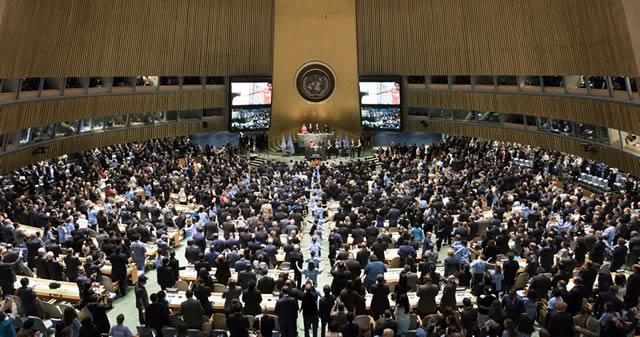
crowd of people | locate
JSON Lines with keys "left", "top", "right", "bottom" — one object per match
{"left": 0, "top": 135, "right": 639, "bottom": 337}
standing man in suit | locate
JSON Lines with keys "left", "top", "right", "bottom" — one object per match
{"left": 135, "top": 276, "right": 149, "bottom": 325}
{"left": 130, "top": 235, "right": 147, "bottom": 272}
{"left": 180, "top": 290, "right": 205, "bottom": 330}
{"left": 416, "top": 276, "right": 439, "bottom": 317}
{"left": 157, "top": 258, "right": 176, "bottom": 290}
{"left": 16, "top": 278, "right": 38, "bottom": 317}
{"left": 145, "top": 293, "right": 168, "bottom": 336}
{"left": 110, "top": 247, "right": 128, "bottom": 296}
{"left": 0, "top": 250, "right": 22, "bottom": 295}
{"left": 275, "top": 287, "right": 299, "bottom": 337}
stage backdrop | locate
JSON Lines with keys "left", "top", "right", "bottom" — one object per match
{"left": 270, "top": 0, "right": 361, "bottom": 145}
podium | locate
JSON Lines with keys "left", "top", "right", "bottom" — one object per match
{"left": 305, "top": 146, "right": 326, "bottom": 160}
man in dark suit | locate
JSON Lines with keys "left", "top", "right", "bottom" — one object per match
{"left": 275, "top": 287, "right": 299, "bottom": 337}
{"left": 34, "top": 249, "right": 50, "bottom": 279}
{"left": 529, "top": 267, "right": 551, "bottom": 300}
{"left": 416, "top": 276, "right": 439, "bottom": 317}
{"left": 45, "top": 252, "right": 65, "bottom": 281}
{"left": 286, "top": 246, "right": 304, "bottom": 288}
{"left": 193, "top": 226, "right": 207, "bottom": 253}
{"left": 238, "top": 265, "right": 258, "bottom": 289}
{"left": 625, "top": 264, "right": 640, "bottom": 309}
{"left": 444, "top": 249, "right": 460, "bottom": 277}
{"left": 193, "top": 278, "right": 213, "bottom": 316}
{"left": 502, "top": 253, "right": 520, "bottom": 291}
{"left": 258, "top": 275, "right": 275, "bottom": 294}
{"left": 204, "top": 220, "right": 218, "bottom": 240}
{"left": 356, "top": 244, "right": 371, "bottom": 269}
{"left": 0, "top": 250, "right": 23, "bottom": 295}
{"left": 145, "top": 293, "right": 168, "bottom": 336}
{"left": 185, "top": 240, "right": 201, "bottom": 264}
{"left": 352, "top": 224, "right": 365, "bottom": 245}
{"left": 16, "top": 278, "right": 38, "bottom": 317}
{"left": 157, "top": 258, "right": 176, "bottom": 290}
{"left": 181, "top": 290, "right": 206, "bottom": 329}
{"left": 135, "top": 276, "right": 149, "bottom": 324}
{"left": 109, "top": 247, "right": 128, "bottom": 296}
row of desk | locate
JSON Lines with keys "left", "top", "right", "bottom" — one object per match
{"left": 164, "top": 289, "right": 473, "bottom": 312}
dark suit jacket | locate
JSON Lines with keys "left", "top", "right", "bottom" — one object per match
{"left": 109, "top": 253, "right": 128, "bottom": 279}
{"left": 135, "top": 283, "right": 149, "bottom": 309}
{"left": 64, "top": 255, "right": 82, "bottom": 281}
{"left": 157, "top": 265, "right": 176, "bottom": 289}
{"left": 417, "top": 283, "right": 439, "bottom": 315}
{"left": 275, "top": 295, "right": 299, "bottom": 324}
{"left": 145, "top": 302, "right": 168, "bottom": 333}
{"left": 227, "top": 312, "right": 250, "bottom": 337}
{"left": 17, "top": 286, "right": 38, "bottom": 316}
{"left": 242, "top": 288, "right": 263, "bottom": 315}
{"left": 530, "top": 274, "right": 551, "bottom": 299}
{"left": 180, "top": 298, "right": 205, "bottom": 329}
{"left": 46, "top": 259, "right": 64, "bottom": 281}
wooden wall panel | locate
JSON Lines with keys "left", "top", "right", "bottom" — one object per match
{"left": 357, "top": 0, "right": 639, "bottom": 76}
{"left": 0, "top": 0, "right": 274, "bottom": 77}
{"left": 0, "top": 119, "right": 226, "bottom": 173}
{"left": 406, "top": 90, "right": 640, "bottom": 136}
{"left": 0, "top": 91, "right": 226, "bottom": 135}
{"left": 406, "top": 118, "right": 640, "bottom": 176}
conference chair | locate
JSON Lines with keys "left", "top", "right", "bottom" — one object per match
{"left": 409, "top": 313, "right": 421, "bottom": 330}
{"left": 88, "top": 229, "right": 98, "bottom": 238}
{"left": 137, "top": 326, "right": 157, "bottom": 336}
{"left": 187, "top": 329, "right": 202, "bottom": 337}
{"left": 101, "top": 275, "right": 119, "bottom": 293}
{"left": 389, "top": 256, "right": 401, "bottom": 268}
{"left": 162, "top": 327, "right": 177, "bottom": 337}
{"left": 213, "top": 283, "right": 227, "bottom": 292}
{"left": 269, "top": 314, "right": 280, "bottom": 331}
{"left": 57, "top": 304, "right": 78, "bottom": 319}
{"left": 29, "top": 316, "right": 56, "bottom": 337}
{"left": 387, "top": 280, "right": 398, "bottom": 293}
{"left": 280, "top": 262, "right": 291, "bottom": 270}
{"left": 23, "top": 266, "right": 35, "bottom": 277}
{"left": 212, "top": 313, "right": 227, "bottom": 330}
{"left": 513, "top": 272, "right": 529, "bottom": 290}
{"left": 38, "top": 298, "right": 62, "bottom": 318}
{"left": 354, "top": 315, "right": 374, "bottom": 337}
{"left": 13, "top": 316, "right": 25, "bottom": 330}
{"left": 167, "top": 314, "right": 184, "bottom": 327}
{"left": 175, "top": 280, "right": 190, "bottom": 291}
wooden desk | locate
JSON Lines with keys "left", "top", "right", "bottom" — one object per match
{"left": 179, "top": 267, "right": 292, "bottom": 282}
{"left": 165, "top": 291, "right": 281, "bottom": 312}
{"left": 13, "top": 277, "right": 106, "bottom": 302}
{"left": 17, "top": 224, "right": 42, "bottom": 237}
{"left": 364, "top": 290, "right": 473, "bottom": 310}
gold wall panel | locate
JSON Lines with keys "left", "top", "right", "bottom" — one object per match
{"left": 0, "top": 91, "right": 227, "bottom": 135}
{"left": 622, "top": 0, "right": 640, "bottom": 76}
{"left": 0, "top": 0, "right": 273, "bottom": 77}
{"left": 356, "top": 0, "right": 639, "bottom": 76}
{"left": 406, "top": 118, "right": 640, "bottom": 176}
{"left": 406, "top": 90, "right": 640, "bottom": 136}
{"left": 0, "top": 119, "right": 226, "bottom": 173}
{"left": 270, "top": 0, "right": 361, "bottom": 144}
